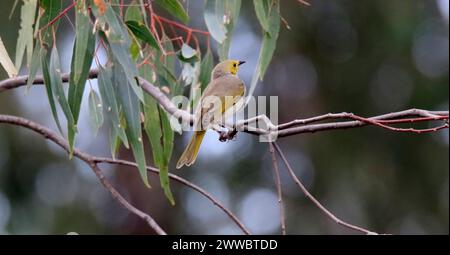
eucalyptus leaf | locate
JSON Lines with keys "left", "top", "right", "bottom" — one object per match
{"left": 94, "top": 4, "right": 144, "bottom": 102}
{"left": 88, "top": 89, "right": 104, "bottom": 136}
{"left": 141, "top": 64, "right": 175, "bottom": 205}
{"left": 15, "top": 0, "right": 37, "bottom": 71}
{"left": 113, "top": 61, "right": 149, "bottom": 187}
{"left": 124, "top": 2, "right": 143, "bottom": 22}
{"left": 0, "top": 37, "right": 18, "bottom": 78}
{"left": 25, "top": 43, "right": 42, "bottom": 92}
{"left": 181, "top": 43, "right": 197, "bottom": 59}
{"left": 204, "top": 0, "right": 227, "bottom": 44}
{"left": 199, "top": 48, "right": 213, "bottom": 91}
{"left": 258, "top": 0, "right": 280, "bottom": 80}
{"left": 125, "top": 20, "right": 160, "bottom": 51}
{"left": 97, "top": 65, "right": 129, "bottom": 149}
{"left": 38, "top": 0, "right": 62, "bottom": 46}
{"left": 49, "top": 46, "right": 76, "bottom": 156}
{"left": 68, "top": 0, "right": 95, "bottom": 152}
{"left": 253, "top": 0, "right": 270, "bottom": 34}
{"left": 218, "top": 0, "right": 241, "bottom": 61}
{"left": 41, "top": 47, "right": 62, "bottom": 133}
{"left": 156, "top": 0, "right": 189, "bottom": 24}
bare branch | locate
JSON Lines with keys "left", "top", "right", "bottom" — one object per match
{"left": 0, "top": 70, "right": 447, "bottom": 139}
{"left": 0, "top": 114, "right": 250, "bottom": 235}
{"left": 269, "top": 143, "right": 286, "bottom": 235}
{"left": 0, "top": 114, "right": 167, "bottom": 235}
{"left": 92, "top": 157, "right": 251, "bottom": 235}
{"left": 273, "top": 142, "right": 379, "bottom": 235}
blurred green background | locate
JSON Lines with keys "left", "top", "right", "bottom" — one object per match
{"left": 0, "top": 0, "right": 448, "bottom": 234}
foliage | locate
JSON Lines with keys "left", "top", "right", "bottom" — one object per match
{"left": 3, "top": 0, "right": 283, "bottom": 204}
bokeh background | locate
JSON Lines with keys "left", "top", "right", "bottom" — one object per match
{"left": 0, "top": 0, "right": 448, "bottom": 234}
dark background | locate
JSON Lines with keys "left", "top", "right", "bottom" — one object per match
{"left": 0, "top": 0, "right": 448, "bottom": 234}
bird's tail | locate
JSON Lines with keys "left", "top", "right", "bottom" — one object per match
{"left": 176, "top": 131, "right": 206, "bottom": 169}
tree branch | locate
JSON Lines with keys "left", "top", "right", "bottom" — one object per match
{"left": 0, "top": 114, "right": 250, "bottom": 235}
{"left": 1, "top": 70, "right": 447, "bottom": 140}
{"left": 272, "top": 142, "right": 378, "bottom": 235}
{"left": 269, "top": 143, "right": 286, "bottom": 235}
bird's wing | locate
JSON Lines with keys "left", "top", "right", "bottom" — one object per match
{"left": 196, "top": 75, "right": 245, "bottom": 129}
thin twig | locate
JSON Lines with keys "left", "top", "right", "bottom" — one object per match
{"left": 0, "top": 114, "right": 250, "bottom": 235}
{"left": 93, "top": 157, "right": 251, "bottom": 235}
{"left": 0, "top": 114, "right": 167, "bottom": 235}
{"left": 272, "top": 142, "right": 378, "bottom": 235}
{"left": 0, "top": 70, "right": 447, "bottom": 139}
{"left": 269, "top": 143, "right": 286, "bottom": 235}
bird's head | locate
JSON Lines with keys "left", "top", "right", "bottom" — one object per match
{"left": 212, "top": 59, "right": 245, "bottom": 79}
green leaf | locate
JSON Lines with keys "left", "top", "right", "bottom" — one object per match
{"left": 178, "top": 44, "right": 199, "bottom": 63}
{"left": 88, "top": 89, "right": 104, "bottom": 136}
{"left": 156, "top": 0, "right": 189, "bottom": 24}
{"left": 160, "top": 109, "right": 175, "bottom": 204}
{"left": 204, "top": 0, "right": 227, "bottom": 44}
{"left": 218, "top": 0, "right": 241, "bottom": 61}
{"left": 124, "top": 2, "right": 143, "bottom": 22}
{"left": 253, "top": 0, "right": 270, "bottom": 34}
{"left": 15, "top": 0, "right": 37, "bottom": 71}
{"left": 181, "top": 43, "right": 197, "bottom": 59}
{"left": 38, "top": 0, "right": 62, "bottom": 46}
{"left": 49, "top": 46, "right": 76, "bottom": 156}
{"left": 112, "top": 61, "right": 149, "bottom": 188}
{"left": 199, "top": 48, "right": 213, "bottom": 91}
{"left": 109, "top": 126, "right": 122, "bottom": 160}
{"left": 68, "top": 0, "right": 95, "bottom": 153}
{"left": 97, "top": 65, "right": 129, "bottom": 149}
{"left": 94, "top": 4, "right": 144, "bottom": 102}
{"left": 41, "top": 47, "right": 62, "bottom": 133}
{"left": 141, "top": 64, "right": 175, "bottom": 205}
{"left": 125, "top": 20, "right": 160, "bottom": 51}
{"left": 25, "top": 43, "right": 42, "bottom": 92}
{"left": 258, "top": 0, "right": 280, "bottom": 80}
{"left": 0, "top": 37, "right": 18, "bottom": 78}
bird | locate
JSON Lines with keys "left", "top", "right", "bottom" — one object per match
{"left": 176, "top": 59, "right": 246, "bottom": 169}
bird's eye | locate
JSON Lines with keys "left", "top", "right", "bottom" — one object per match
{"left": 233, "top": 63, "right": 237, "bottom": 67}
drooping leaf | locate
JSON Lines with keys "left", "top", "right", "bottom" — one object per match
{"left": 68, "top": 0, "right": 95, "bottom": 152}
{"left": 258, "top": 0, "right": 280, "bottom": 80}
{"left": 93, "top": 4, "right": 144, "bottom": 102}
{"left": 218, "top": 0, "right": 241, "bottom": 61}
{"left": 109, "top": 125, "right": 122, "bottom": 160}
{"left": 125, "top": 20, "right": 160, "bottom": 51}
{"left": 124, "top": 1, "right": 143, "bottom": 22}
{"left": 9, "top": 0, "right": 20, "bottom": 19}
{"left": 160, "top": 108, "right": 175, "bottom": 204}
{"left": 199, "top": 48, "right": 213, "bottom": 91}
{"left": 141, "top": 64, "right": 175, "bottom": 205}
{"left": 38, "top": 0, "right": 62, "bottom": 46}
{"left": 112, "top": 61, "right": 149, "bottom": 187}
{"left": 41, "top": 46, "right": 62, "bottom": 132}
{"left": 178, "top": 43, "right": 199, "bottom": 63}
{"left": 88, "top": 89, "right": 104, "bottom": 136}
{"left": 181, "top": 43, "right": 197, "bottom": 59}
{"left": 0, "top": 37, "right": 18, "bottom": 78}
{"left": 204, "top": 0, "right": 227, "bottom": 44}
{"left": 156, "top": 0, "right": 189, "bottom": 24}
{"left": 49, "top": 46, "right": 76, "bottom": 157}
{"left": 15, "top": 0, "right": 37, "bottom": 71}
{"left": 253, "top": 0, "right": 270, "bottom": 34}
{"left": 25, "top": 43, "right": 42, "bottom": 92}
{"left": 97, "top": 65, "right": 129, "bottom": 149}
{"left": 156, "top": 33, "right": 180, "bottom": 96}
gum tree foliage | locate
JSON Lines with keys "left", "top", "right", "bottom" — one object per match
{"left": 0, "top": 0, "right": 281, "bottom": 204}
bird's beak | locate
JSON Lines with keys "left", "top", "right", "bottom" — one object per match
{"left": 238, "top": 60, "right": 246, "bottom": 66}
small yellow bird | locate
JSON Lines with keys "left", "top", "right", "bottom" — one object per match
{"left": 176, "top": 60, "right": 246, "bottom": 169}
